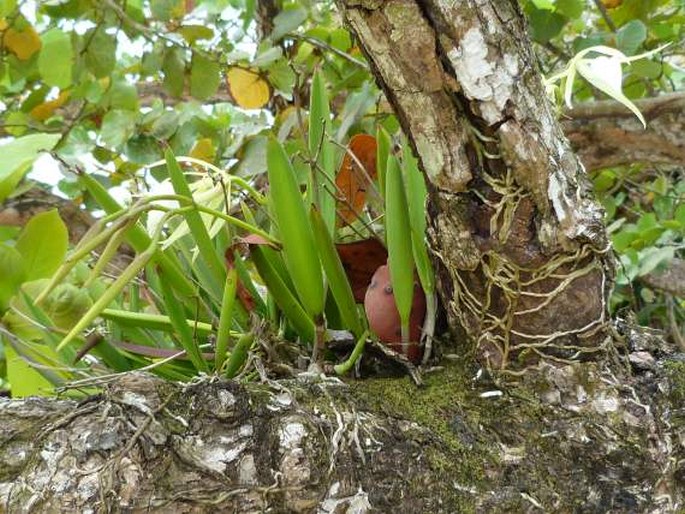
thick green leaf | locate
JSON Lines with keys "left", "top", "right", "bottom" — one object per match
{"left": 15, "top": 209, "right": 68, "bottom": 281}
{"left": 38, "top": 28, "right": 73, "bottom": 88}
{"left": 311, "top": 207, "right": 363, "bottom": 338}
{"left": 100, "top": 309, "right": 214, "bottom": 335}
{"left": 402, "top": 145, "right": 435, "bottom": 296}
{"left": 309, "top": 71, "right": 336, "bottom": 233}
{"left": 251, "top": 245, "right": 316, "bottom": 343}
{"left": 385, "top": 155, "right": 415, "bottom": 340}
{"left": 0, "top": 133, "right": 61, "bottom": 202}
{"left": 223, "top": 333, "right": 254, "bottom": 378}
{"left": 158, "top": 266, "right": 208, "bottom": 372}
{"left": 190, "top": 52, "right": 220, "bottom": 100}
{"left": 164, "top": 148, "right": 226, "bottom": 296}
{"left": 215, "top": 267, "right": 238, "bottom": 371}
{"left": 266, "top": 137, "right": 324, "bottom": 318}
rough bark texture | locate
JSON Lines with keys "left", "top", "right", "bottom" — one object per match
{"left": 339, "top": 0, "right": 615, "bottom": 371}
{"left": 1, "top": 324, "right": 684, "bottom": 513}
{"left": 641, "top": 257, "right": 685, "bottom": 299}
{"left": 563, "top": 92, "right": 685, "bottom": 171}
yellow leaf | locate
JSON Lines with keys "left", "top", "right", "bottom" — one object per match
{"left": 29, "top": 90, "right": 71, "bottom": 121}
{"left": 0, "top": 19, "right": 8, "bottom": 31}
{"left": 226, "top": 67, "right": 270, "bottom": 110}
{"left": 4, "top": 23, "right": 41, "bottom": 61}
{"left": 189, "top": 138, "right": 216, "bottom": 162}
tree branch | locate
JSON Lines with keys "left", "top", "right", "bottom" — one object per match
{"left": 640, "top": 257, "right": 685, "bottom": 298}
{"left": 2, "top": 353, "right": 683, "bottom": 512}
{"left": 562, "top": 92, "right": 685, "bottom": 171}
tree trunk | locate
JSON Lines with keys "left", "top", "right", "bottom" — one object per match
{"left": 339, "top": 0, "right": 615, "bottom": 372}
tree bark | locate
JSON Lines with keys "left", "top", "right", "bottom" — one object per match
{"left": 338, "top": 0, "right": 614, "bottom": 371}
{"left": 563, "top": 92, "right": 685, "bottom": 171}
{"left": 1, "top": 328, "right": 684, "bottom": 513}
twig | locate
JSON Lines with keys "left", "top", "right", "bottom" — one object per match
{"left": 288, "top": 34, "right": 369, "bottom": 70}
{"left": 592, "top": 0, "right": 617, "bottom": 32}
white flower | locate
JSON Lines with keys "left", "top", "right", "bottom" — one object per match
{"left": 545, "top": 44, "right": 669, "bottom": 128}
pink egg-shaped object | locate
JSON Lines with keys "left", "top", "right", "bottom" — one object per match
{"left": 364, "top": 264, "right": 426, "bottom": 362}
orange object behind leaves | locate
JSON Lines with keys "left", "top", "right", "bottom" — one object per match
{"left": 335, "top": 134, "right": 377, "bottom": 224}
{"left": 336, "top": 237, "right": 387, "bottom": 302}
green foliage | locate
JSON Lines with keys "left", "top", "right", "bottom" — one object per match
{"left": 0, "top": 134, "right": 61, "bottom": 202}
{"left": 385, "top": 155, "right": 416, "bottom": 343}
{"left": 267, "top": 137, "right": 325, "bottom": 320}
{"left": 15, "top": 209, "right": 68, "bottom": 281}
{"left": 38, "top": 28, "right": 73, "bottom": 88}
{"left": 311, "top": 207, "right": 363, "bottom": 338}
{"left": 4, "top": 342, "right": 54, "bottom": 397}
{"left": 190, "top": 53, "right": 221, "bottom": 101}
{"left": 593, "top": 165, "right": 684, "bottom": 327}
{"left": 309, "top": 71, "right": 336, "bottom": 233}
{"left": 0, "top": 244, "right": 25, "bottom": 311}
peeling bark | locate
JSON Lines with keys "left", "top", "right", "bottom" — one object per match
{"left": 339, "top": 0, "right": 615, "bottom": 371}
{"left": 1, "top": 325, "right": 684, "bottom": 512}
